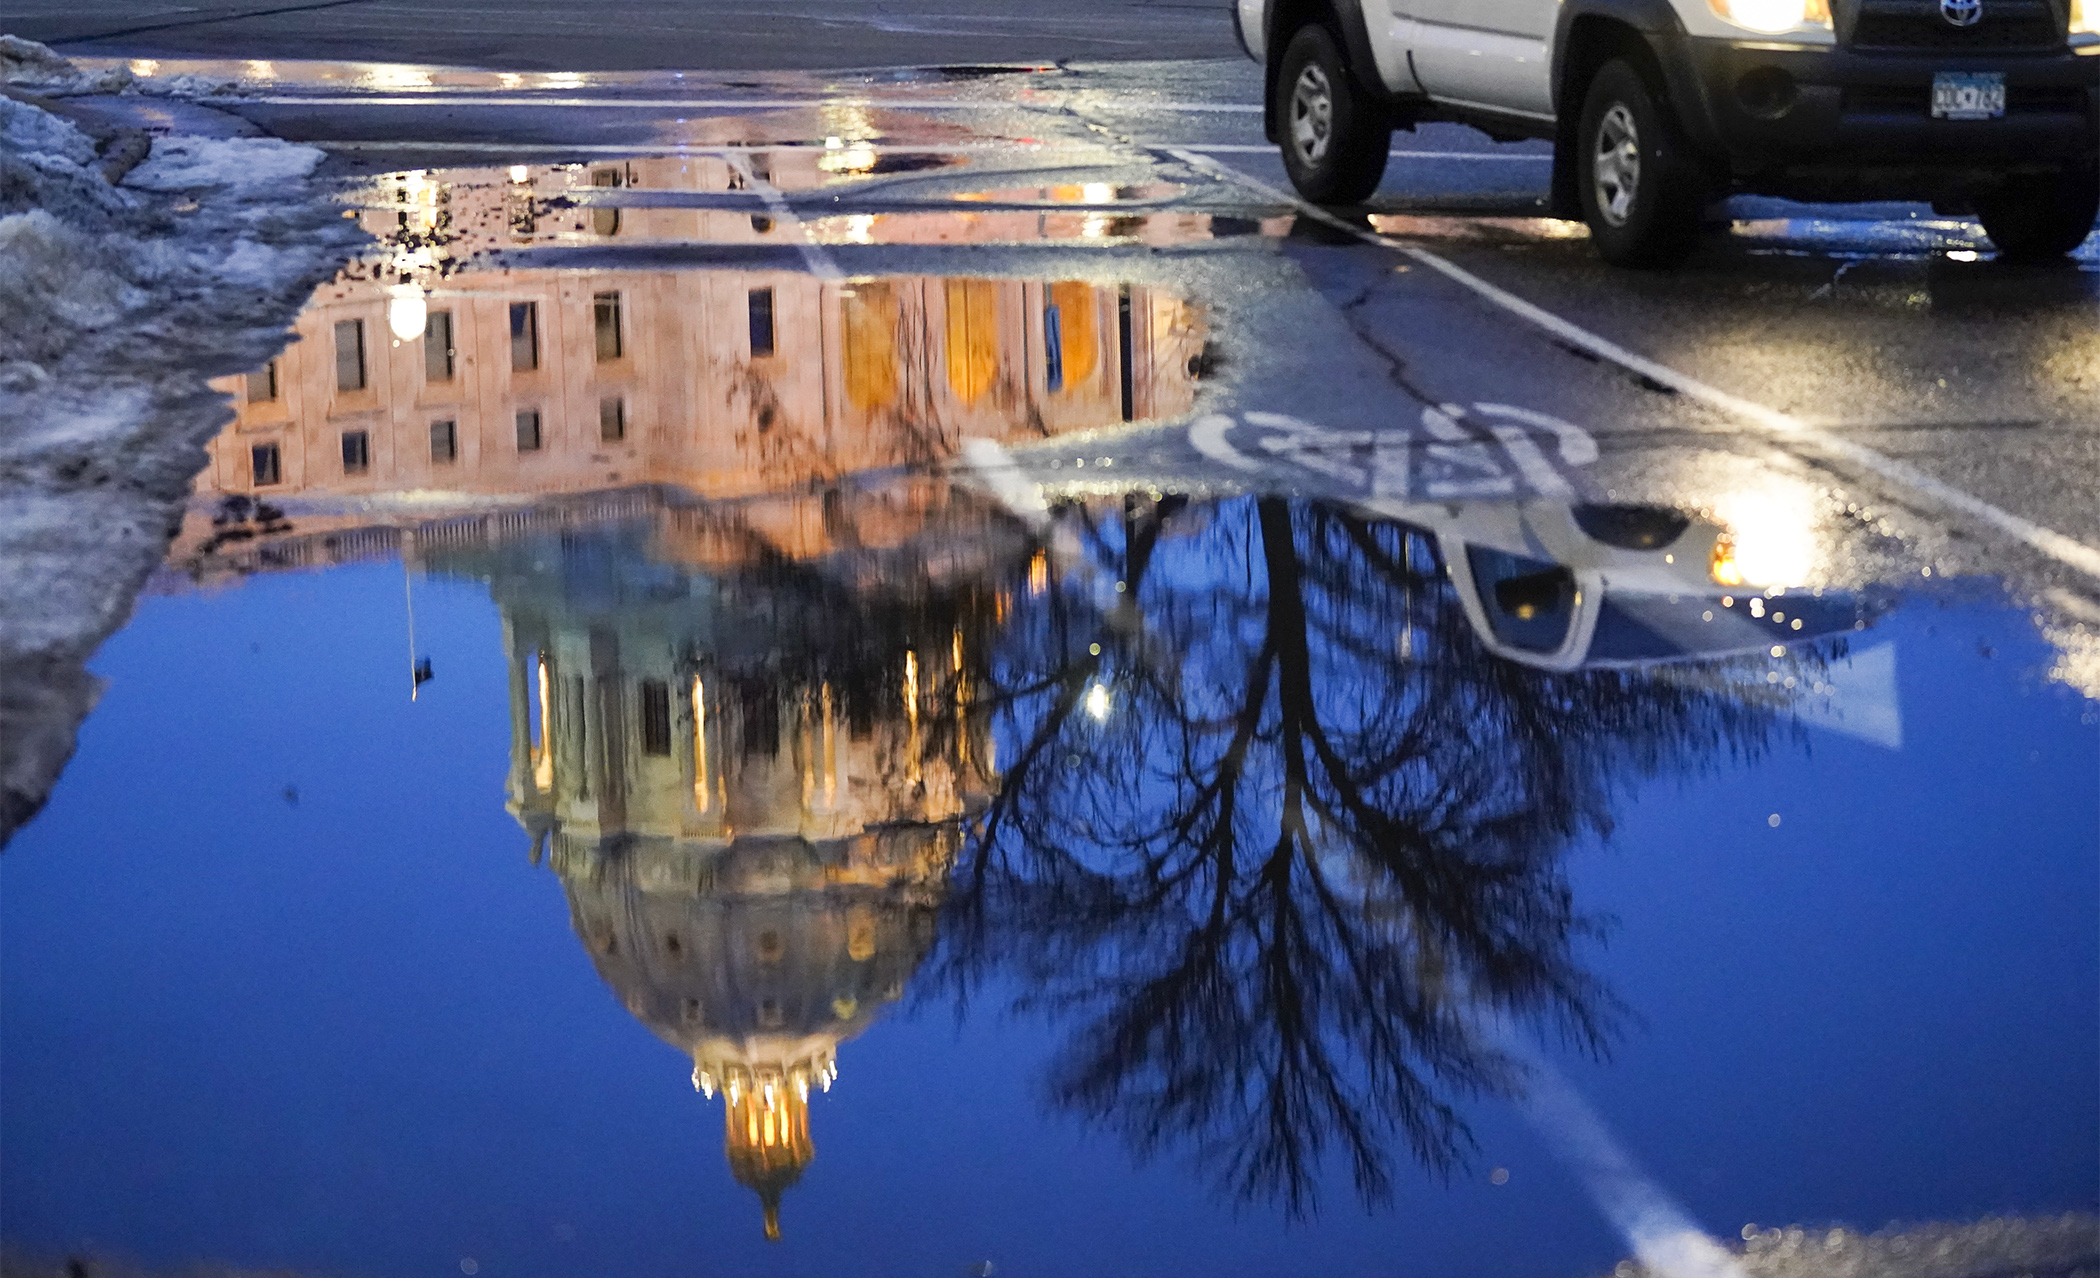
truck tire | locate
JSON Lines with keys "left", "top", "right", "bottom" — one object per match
{"left": 1276, "top": 25, "right": 1390, "bottom": 205}
{"left": 1575, "top": 58, "right": 1705, "bottom": 268}
{"left": 1977, "top": 165, "right": 2099, "bottom": 262}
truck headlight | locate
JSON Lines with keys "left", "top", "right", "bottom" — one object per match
{"left": 1708, "top": 0, "right": 1832, "bottom": 34}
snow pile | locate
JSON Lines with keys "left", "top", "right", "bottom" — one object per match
{"left": 125, "top": 135, "right": 323, "bottom": 192}
{"left": 0, "top": 46, "right": 365, "bottom": 846}
{"left": 0, "top": 88, "right": 98, "bottom": 163}
{"left": 0, "top": 33, "right": 238, "bottom": 96}
{"left": 1598, "top": 1214, "right": 2099, "bottom": 1278}
{"left": 0, "top": 33, "right": 136, "bottom": 94}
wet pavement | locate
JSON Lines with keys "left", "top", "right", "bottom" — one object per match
{"left": 3, "top": 49, "right": 2098, "bottom": 1278}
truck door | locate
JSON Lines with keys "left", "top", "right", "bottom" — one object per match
{"left": 1391, "top": 0, "right": 1556, "bottom": 121}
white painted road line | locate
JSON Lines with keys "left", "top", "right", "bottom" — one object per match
{"left": 1189, "top": 414, "right": 1261, "bottom": 472}
{"left": 958, "top": 438, "right": 1054, "bottom": 531}
{"left": 1192, "top": 406, "right": 1602, "bottom": 501}
{"left": 1486, "top": 424, "right": 1575, "bottom": 498}
{"left": 1162, "top": 146, "right": 2100, "bottom": 582}
{"left": 1470, "top": 402, "right": 1600, "bottom": 465}
{"left": 1511, "top": 1046, "right": 1753, "bottom": 1278}
{"left": 720, "top": 151, "right": 842, "bottom": 281}
{"left": 1178, "top": 143, "right": 1551, "bottom": 160}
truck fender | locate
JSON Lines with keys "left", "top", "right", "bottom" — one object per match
{"left": 1548, "top": 0, "right": 1723, "bottom": 217}
{"left": 1233, "top": 0, "right": 1260, "bottom": 60}
{"left": 1263, "top": 0, "right": 1400, "bottom": 143}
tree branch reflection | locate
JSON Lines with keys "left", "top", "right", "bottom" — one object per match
{"left": 941, "top": 495, "right": 1789, "bottom": 1217}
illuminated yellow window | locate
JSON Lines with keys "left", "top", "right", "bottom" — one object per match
{"left": 531, "top": 657, "right": 554, "bottom": 792}
{"left": 1048, "top": 282, "right": 1099, "bottom": 393}
{"left": 842, "top": 282, "right": 898, "bottom": 412}
{"left": 944, "top": 279, "right": 998, "bottom": 405}
{"left": 691, "top": 676, "right": 711, "bottom": 812}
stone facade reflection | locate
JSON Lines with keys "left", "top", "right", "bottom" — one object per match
{"left": 186, "top": 159, "right": 1205, "bottom": 523}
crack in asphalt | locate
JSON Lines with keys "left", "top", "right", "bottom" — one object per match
{"left": 1547, "top": 337, "right": 1680, "bottom": 395}
{"left": 50, "top": 0, "right": 377, "bottom": 48}
{"left": 1334, "top": 285, "right": 1441, "bottom": 410}
{"left": 1809, "top": 257, "right": 1863, "bottom": 301}
{"left": 1327, "top": 282, "right": 1821, "bottom": 486}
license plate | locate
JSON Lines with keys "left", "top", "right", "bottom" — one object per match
{"left": 1932, "top": 71, "right": 2006, "bottom": 120}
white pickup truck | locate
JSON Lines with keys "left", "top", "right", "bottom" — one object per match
{"left": 1233, "top": 0, "right": 2099, "bottom": 263}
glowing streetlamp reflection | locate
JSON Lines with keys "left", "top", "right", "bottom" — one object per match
{"left": 1710, "top": 479, "right": 1819, "bottom": 587}
{"left": 386, "top": 285, "right": 429, "bottom": 341}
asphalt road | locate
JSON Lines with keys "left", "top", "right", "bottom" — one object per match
{"left": 12, "top": 0, "right": 1244, "bottom": 69}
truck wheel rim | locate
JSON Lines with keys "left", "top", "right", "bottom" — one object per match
{"left": 1290, "top": 63, "right": 1334, "bottom": 166}
{"left": 1592, "top": 103, "right": 1640, "bottom": 226}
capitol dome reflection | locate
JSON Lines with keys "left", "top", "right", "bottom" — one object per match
{"left": 555, "top": 831, "right": 948, "bottom": 1239}
{"left": 463, "top": 489, "right": 1005, "bottom": 1239}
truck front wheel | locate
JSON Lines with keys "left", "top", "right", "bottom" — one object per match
{"left": 1276, "top": 25, "right": 1390, "bottom": 205}
{"left": 1977, "top": 166, "right": 2099, "bottom": 262}
{"left": 1575, "top": 58, "right": 1705, "bottom": 268}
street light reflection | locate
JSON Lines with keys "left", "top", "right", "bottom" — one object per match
{"left": 385, "top": 285, "right": 428, "bottom": 341}
{"left": 819, "top": 145, "right": 880, "bottom": 174}
{"left": 363, "top": 64, "right": 433, "bottom": 91}
{"left": 1710, "top": 479, "right": 1821, "bottom": 587}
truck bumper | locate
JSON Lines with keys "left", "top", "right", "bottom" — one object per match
{"left": 1668, "top": 35, "right": 2099, "bottom": 189}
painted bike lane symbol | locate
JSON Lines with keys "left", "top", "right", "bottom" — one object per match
{"left": 1188, "top": 403, "right": 1598, "bottom": 499}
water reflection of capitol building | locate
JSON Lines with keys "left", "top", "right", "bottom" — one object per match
{"left": 476, "top": 500, "right": 1003, "bottom": 1240}
{"left": 166, "top": 154, "right": 1185, "bottom": 1236}
{"left": 190, "top": 154, "right": 1206, "bottom": 509}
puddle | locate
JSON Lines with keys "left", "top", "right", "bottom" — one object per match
{"left": 4, "top": 463, "right": 2094, "bottom": 1275}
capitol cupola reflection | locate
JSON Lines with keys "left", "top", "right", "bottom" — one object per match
{"left": 706, "top": 1052, "right": 823, "bottom": 1243}
{"left": 481, "top": 496, "right": 1003, "bottom": 1240}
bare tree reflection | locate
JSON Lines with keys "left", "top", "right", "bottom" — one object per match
{"left": 942, "top": 495, "right": 1793, "bottom": 1217}
{"left": 422, "top": 482, "right": 1813, "bottom": 1223}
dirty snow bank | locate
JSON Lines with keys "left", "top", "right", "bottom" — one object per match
{"left": 125, "top": 134, "right": 323, "bottom": 192}
{"left": 0, "top": 33, "right": 137, "bottom": 94}
{"left": 0, "top": 32, "right": 240, "bottom": 97}
{"left": 0, "top": 41, "right": 364, "bottom": 846}
{"left": 1596, "top": 1214, "right": 2098, "bottom": 1278}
